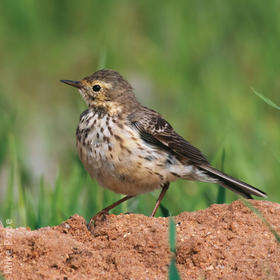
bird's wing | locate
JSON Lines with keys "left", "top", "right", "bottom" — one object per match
{"left": 128, "top": 108, "right": 209, "bottom": 166}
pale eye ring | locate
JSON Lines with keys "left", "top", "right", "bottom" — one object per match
{"left": 92, "top": 84, "right": 101, "bottom": 92}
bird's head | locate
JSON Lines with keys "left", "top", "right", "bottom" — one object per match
{"left": 61, "top": 69, "right": 138, "bottom": 114}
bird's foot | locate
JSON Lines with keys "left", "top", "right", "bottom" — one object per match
{"left": 87, "top": 210, "right": 109, "bottom": 231}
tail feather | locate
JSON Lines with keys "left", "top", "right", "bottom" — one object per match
{"left": 199, "top": 165, "right": 267, "bottom": 198}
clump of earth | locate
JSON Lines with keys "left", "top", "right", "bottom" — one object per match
{"left": 0, "top": 200, "right": 279, "bottom": 279}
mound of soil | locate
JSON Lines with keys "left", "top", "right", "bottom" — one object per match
{"left": 0, "top": 200, "right": 280, "bottom": 280}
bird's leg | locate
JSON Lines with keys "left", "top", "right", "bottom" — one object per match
{"left": 88, "top": 195, "right": 134, "bottom": 229}
{"left": 150, "top": 183, "right": 170, "bottom": 217}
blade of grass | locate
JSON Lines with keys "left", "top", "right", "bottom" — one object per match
{"left": 121, "top": 199, "right": 128, "bottom": 215}
{"left": 85, "top": 177, "right": 101, "bottom": 220}
{"left": 168, "top": 217, "right": 181, "bottom": 280}
{"left": 4, "top": 165, "right": 15, "bottom": 224}
{"left": 160, "top": 203, "right": 171, "bottom": 217}
{"left": 9, "top": 133, "right": 26, "bottom": 227}
{"left": 217, "top": 148, "right": 226, "bottom": 204}
{"left": 51, "top": 173, "right": 64, "bottom": 226}
{"left": 37, "top": 175, "right": 46, "bottom": 228}
{"left": 17, "top": 177, "right": 27, "bottom": 227}
{"left": 252, "top": 88, "right": 280, "bottom": 111}
{"left": 241, "top": 198, "right": 280, "bottom": 243}
{"left": 169, "top": 218, "right": 176, "bottom": 253}
{"left": 67, "top": 164, "right": 85, "bottom": 215}
{"left": 24, "top": 188, "right": 37, "bottom": 229}
{"left": 169, "top": 259, "right": 180, "bottom": 280}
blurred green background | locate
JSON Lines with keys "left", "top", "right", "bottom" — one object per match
{"left": 0, "top": 0, "right": 279, "bottom": 228}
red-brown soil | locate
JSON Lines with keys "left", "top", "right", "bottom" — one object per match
{"left": 0, "top": 200, "right": 279, "bottom": 280}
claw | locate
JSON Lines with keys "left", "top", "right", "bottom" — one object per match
{"left": 87, "top": 210, "right": 109, "bottom": 230}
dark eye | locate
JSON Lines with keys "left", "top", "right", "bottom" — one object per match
{"left": 92, "top": 84, "right": 101, "bottom": 92}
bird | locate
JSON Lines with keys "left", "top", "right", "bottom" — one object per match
{"left": 60, "top": 69, "right": 267, "bottom": 226}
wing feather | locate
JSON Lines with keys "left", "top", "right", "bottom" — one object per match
{"left": 129, "top": 108, "right": 209, "bottom": 165}
{"left": 128, "top": 107, "right": 267, "bottom": 198}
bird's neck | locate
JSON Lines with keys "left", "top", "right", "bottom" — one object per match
{"left": 89, "top": 94, "right": 141, "bottom": 118}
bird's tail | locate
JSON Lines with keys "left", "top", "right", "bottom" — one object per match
{"left": 199, "top": 165, "right": 267, "bottom": 199}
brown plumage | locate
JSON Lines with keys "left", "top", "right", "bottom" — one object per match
{"left": 61, "top": 69, "right": 267, "bottom": 226}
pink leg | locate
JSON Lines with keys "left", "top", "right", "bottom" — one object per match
{"left": 88, "top": 195, "right": 134, "bottom": 228}
{"left": 150, "top": 183, "right": 170, "bottom": 217}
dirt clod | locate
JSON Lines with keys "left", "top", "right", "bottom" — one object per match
{"left": 0, "top": 200, "right": 280, "bottom": 279}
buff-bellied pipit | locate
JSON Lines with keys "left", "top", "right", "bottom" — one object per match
{"left": 61, "top": 69, "right": 266, "bottom": 226}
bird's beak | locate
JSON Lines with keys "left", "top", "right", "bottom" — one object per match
{"left": 60, "top": 80, "right": 83, "bottom": 89}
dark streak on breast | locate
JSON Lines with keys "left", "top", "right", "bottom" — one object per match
{"left": 114, "top": 134, "right": 123, "bottom": 143}
{"left": 79, "top": 109, "right": 90, "bottom": 121}
{"left": 103, "top": 136, "right": 109, "bottom": 143}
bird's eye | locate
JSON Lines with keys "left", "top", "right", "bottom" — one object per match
{"left": 92, "top": 84, "right": 101, "bottom": 92}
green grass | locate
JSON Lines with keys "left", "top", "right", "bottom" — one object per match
{"left": 216, "top": 148, "right": 226, "bottom": 204}
{"left": 168, "top": 218, "right": 181, "bottom": 280}
{"left": 0, "top": 0, "right": 279, "bottom": 228}
{"left": 252, "top": 88, "right": 280, "bottom": 111}
{"left": 241, "top": 198, "right": 280, "bottom": 243}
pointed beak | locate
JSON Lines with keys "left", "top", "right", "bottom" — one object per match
{"left": 60, "top": 80, "right": 83, "bottom": 89}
